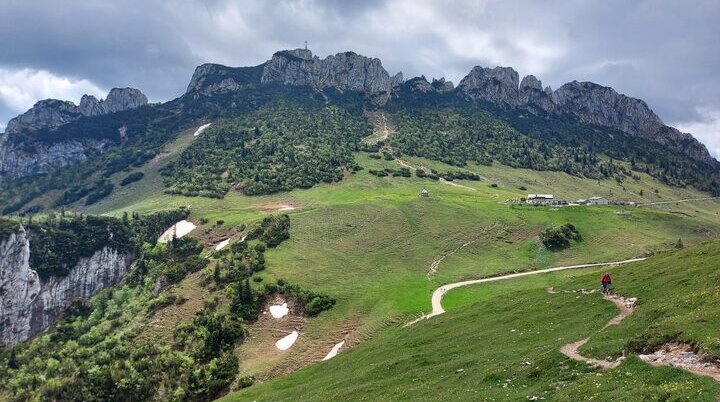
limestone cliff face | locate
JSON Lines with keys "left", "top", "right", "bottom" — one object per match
{"left": 5, "top": 88, "right": 148, "bottom": 135}
{"left": 0, "top": 87, "right": 146, "bottom": 179}
{"left": 78, "top": 88, "right": 148, "bottom": 117}
{"left": 0, "top": 226, "right": 133, "bottom": 348}
{"left": 0, "top": 136, "right": 106, "bottom": 177}
{"left": 185, "top": 49, "right": 403, "bottom": 102}
{"left": 519, "top": 75, "right": 555, "bottom": 113}
{"left": 457, "top": 66, "right": 520, "bottom": 106}
{"left": 5, "top": 100, "right": 82, "bottom": 135}
{"left": 551, "top": 81, "right": 663, "bottom": 135}
{"left": 261, "top": 49, "right": 402, "bottom": 95}
{"left": 185, "top": 63, "right": 264, "bottom": 96}
{"left": 457, "top": 66, "right": 714, "bottom": 164}
{"left": 402, "top": 76, "right": 455, "bottom": 94}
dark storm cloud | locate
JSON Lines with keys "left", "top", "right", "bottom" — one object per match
{"left": 0, "top": 0, "right": 718, "bottom": 155}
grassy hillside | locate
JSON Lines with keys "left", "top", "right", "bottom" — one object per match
{"left": 3, "top": 145, "right": 720, "bottom": 400}
{"left": 73, "top": 152, "right": 720, "bottom": 383}
{"left": 225, "top": 240, "right": 720, "bottom": 401}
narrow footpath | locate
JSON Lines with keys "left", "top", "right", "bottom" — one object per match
{"left": 406, "top": 258, "right": 646, "bottom": 326}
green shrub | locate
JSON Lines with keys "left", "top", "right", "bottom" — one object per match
{"left": 120, "top": 172, "right": 144, "bottom": 186}
{"left": 540, "top": 223, "right": 581, "bottom": 250}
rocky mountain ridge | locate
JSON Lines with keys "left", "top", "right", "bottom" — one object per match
{"left": 4, "top": 87, "right": 147, "bottom": 136}
{"left": 185, "top": 49, "right": 403, "bottom": 98}
{"left": 456, "top": 67, "right": 712, "bottom": 164}
{"left": 0, "top": 225, "right": 133, "bottom": 348}
{"left": 1, "top": 48, "right": 715, "bottom": 182}
{"left": 184, "top": 48, "right": 712, "bottom": 164}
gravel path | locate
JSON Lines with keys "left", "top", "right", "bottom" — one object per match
{"left": 405, "top": 258, "right": 645, "bottom": 326}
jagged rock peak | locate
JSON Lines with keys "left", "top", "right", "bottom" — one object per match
{"left": 404, "top": 76, "right": 454, "bottom": 94}
{"left": 519, "top": 75, "right": 554, "bottom": 111}
{"left": 79, "top": 95, "right": 104, "bottom": 117}
{"left": 457, "top": 66, "right": 520, "bottom": 106}
{"left": 5, "top": 100, "right": 82, "bottom": 135}
{"left": 261, "top": 48, "right": 403, "bottom": 94}
{"left": 102, "top": 88, "right": 148, "bottom": 114}
{"left": 405, "top": 76, "right": 434, "bottom": 93}
{"left": 432, "top": 77, "right": 454, "bottom": 91}
{"left": 520, "top": 75, "right": 543, "bottom": 91}
{"left": 552, "top": 80, "right": 664, "bottom": 134}
{"left": 5, "top": 87, "right": 148, "bottom": 135}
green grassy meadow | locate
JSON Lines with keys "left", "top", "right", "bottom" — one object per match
{"left": 67, "top": 133, "right": 720, "bottom": 390}
{"left": 224, "top": 241, "right": 720, "bottom": 401}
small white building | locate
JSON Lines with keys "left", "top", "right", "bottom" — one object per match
{"left": 526, "top": 194, "right": 554, "bottom": 205}
{"left": 587, "top": 196, "right": 609, "bottom": 205}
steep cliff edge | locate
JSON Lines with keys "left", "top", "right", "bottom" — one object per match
{"left": 0, "top": 225, "right": 133, "bottom": 348}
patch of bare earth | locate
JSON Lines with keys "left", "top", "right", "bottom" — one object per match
{"left": 261, "top": 203, "right": 297, "bottom": 213}
{"left": 362, "top": 111, "right": 394, "bottom": 145}
{"left": 194, "top": 225, "right": 245, "bottom": 250}
{"left": 640, "top": 343, "right": 720, "bottom": 382}
{"left": 237, "top": 297, "right": 366, "bottom": 382}
{"left": 235, "top": 296, "right": 308, "bottom": 381}
{"left": 138, "top": 271, "right": 211, "bottom": 343}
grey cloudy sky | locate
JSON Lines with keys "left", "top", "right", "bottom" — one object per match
{"left": 1, "top": 0, "right": 719, "bottom": 155}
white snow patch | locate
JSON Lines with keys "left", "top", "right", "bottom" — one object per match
{"left": 277, "top": 205, "right": 296, "bottom": 211}
{"left": 275, "top": 331, "right": 298, "bottom": 351}
{"left": 269, "top": 303, "right": 289, "bottom": 319}
{"left": 193, "top": 123, "right": 212, "bottom": 137}
{"left": 158, "top": 220, "right": 197, "bottom": 243}
{"left": 322, "top": 340, "right": 345, "bottom": 361}
{"left": 215, "top": 239, "right": 230, "bottom": 251}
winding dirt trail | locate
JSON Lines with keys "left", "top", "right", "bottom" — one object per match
{"left": 558, "top": 295, "right": 720, "bottom": 382}
{"left": 406, "top": 258, "right": 645, "bottom": 326}
{"left": 559, "top": 294, "right": 636, "bottom": 369}
{"left": 402, "top": 255, "right": 720, "bottom": 383}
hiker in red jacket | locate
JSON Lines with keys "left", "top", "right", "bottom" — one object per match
{"left": 601, "top": 273, "right": 612, "bottom": 294}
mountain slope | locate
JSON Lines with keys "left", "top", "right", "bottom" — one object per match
{"left": 0, "top": 48, "right": 717, "bottom": 217}
{"left": 224, "top": 239, "right": 720, "bottom": 401}
{"left": 2, "top": 152, "right": 720, "bottom": 400}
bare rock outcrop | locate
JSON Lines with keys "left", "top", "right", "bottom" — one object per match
{"left": 0, "top": 87, "right": 147, "bottom": 178}
{"left": 0, "top": 226, "right": 133, "bottom": 348}
{"left": 261, "top": 49, "right": 402, "bottom": 95}
{"left": 432, "top": 77, "right": 454, "bottom": 92}
{"left": 4, "top": 87, "right": 148, "bottom": 136}
{"left": 457, "top": 65, "right": 714, "bottom": 164}
{"left": 5, "top": 100, "right": 82, "bottom": 135}
{"left": 457, "top": 66, "right": 520, "bottom": 106}
{"left": 0, "top": 137, "right": 106, "bottom": 177}
{"left": 551, "top": 81, "right": 663, "bottom": 135}
{"left": 519, "top": 75, "right": 555, "bottom": 113}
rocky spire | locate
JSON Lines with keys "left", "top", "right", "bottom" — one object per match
{"left": 519, "top": 75, "right": 555, "bottom": 112}
{"left": 457, "top": 66, "right": 520, "bottom": 106}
